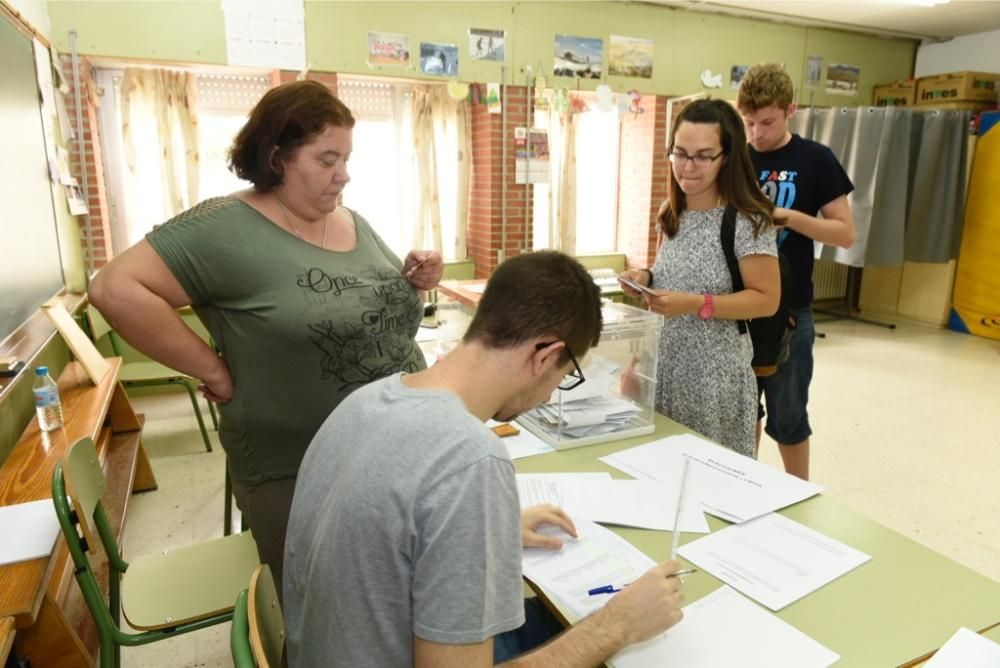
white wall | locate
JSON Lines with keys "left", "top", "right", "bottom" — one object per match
{"left": 915, "top": 29, "right": 1000, "bottom": 76}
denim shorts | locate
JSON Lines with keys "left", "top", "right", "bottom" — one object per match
{"left": 757, "top": 306, "right": 815, "bottom": 445}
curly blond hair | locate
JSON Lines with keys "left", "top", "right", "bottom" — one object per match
{"left": 737, "top": 63, "right": 794, "bottom": 112}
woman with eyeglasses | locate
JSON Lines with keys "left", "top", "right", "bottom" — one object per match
{"left": 619, "top": 98, "right": 780, "bottom": 457}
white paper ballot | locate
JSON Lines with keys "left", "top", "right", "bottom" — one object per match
{"left": 516, "top": 474, "right": 710, "bottom": 533}
{"left": 0, "top": 499, "right": 61, "bottom": 566}
{"left": 487, "top": 420, "right": 556, "bottom": 460}
{"left": 679, "top": 512, "right": 871, "bottom": 611}
{"left": 521, "top": 519, "right": 657, "bottom": 620}
{"left": 602, "top": 433, "right": 824, "bottom": 523}
{"left": 926, "top": 627, "right": 1000, "bottom": 667}
{"left": 611, "top": 586, "right": 839, "bottom": 668}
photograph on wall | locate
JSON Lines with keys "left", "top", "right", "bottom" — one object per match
{"left": 469, "top": 28, "right": 505, "bottom": 62}
{"left": 826, "top": 63, "right": 860, "bottom": 96}
{"left": 367, "top": 31, "right": 410, "bottom": 68}
{"left": 553, "top": 34, "right": 603, "bottom": 79}
{"left": 420, "top": 42, "right": 459, "bottom": 76}
{"left": 805, "top": 56, "right": 823, "bottom": 89}
{"left": 515, "top": 127, "right": 550, "bottom": 184}
{"left": 730, "top": 64, "right": 749, "bottom": 90}
{"left": 608, "top": 35, "right": 653, "bottom": 79}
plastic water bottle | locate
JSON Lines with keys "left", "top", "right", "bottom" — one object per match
{"left": 32, "top": 366, "right": 63, "bottom": 431}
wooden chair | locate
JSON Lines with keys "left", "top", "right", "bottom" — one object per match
{"left": 85, "top": 305, "right": 218, "bottom": 452}
{"left": 231, "top": 564, "right": 285, "bottom": 668}
{"left": 52, "top": 437, "right": 259, "bottom": 668}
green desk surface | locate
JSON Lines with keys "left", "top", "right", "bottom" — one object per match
{"left": 515, "top": 413, "right": 1000, "bottom": 667}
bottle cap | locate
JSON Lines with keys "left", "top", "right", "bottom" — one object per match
{"left": 36, "top": 366, "right": 48, "bottom": 375}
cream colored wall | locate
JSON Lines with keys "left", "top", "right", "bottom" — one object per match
{"left": 47, "top": 1, "right": 916, "bottom": 103}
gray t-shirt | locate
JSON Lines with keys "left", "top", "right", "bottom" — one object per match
{"left": 284, "top": 374, "right": 525, "bottom": 667}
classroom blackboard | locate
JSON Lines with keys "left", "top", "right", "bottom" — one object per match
{"left": 0, "top": 14, "right": 65, "bottom": 343}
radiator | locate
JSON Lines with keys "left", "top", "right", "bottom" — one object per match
{"left": 812, "top": 259, "right": 848, "bottom": 300}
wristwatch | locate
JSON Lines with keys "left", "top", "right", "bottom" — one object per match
{"left": 697, "top": 293, "right": 714, "bottom": 320}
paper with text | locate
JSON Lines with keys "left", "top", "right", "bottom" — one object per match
{"left": 926, "top": 627, "right": 1000, "bottom": 667}
{"left": 521, "top": 519, "right": 657, "bottom": 620}
{"left": 611, "top": 585, "right": 839, "bottom": 667}
{"left": 601, "top": 433, "right": 823, "bottom": 523}
{"left": 679, "top": 512, "right": 871, "bottom": 611}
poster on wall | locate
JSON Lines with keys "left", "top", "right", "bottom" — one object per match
{"left": 608, "top": 35, "right": 653, "bottom": 79}
{"left": 514, "top": 127, "right": 549, "bottom": 184}
{"left": 469, "top": 28, "right": 505, "bottom": 61}
{"left": 730, "top": 64, "right": 749, "bottom": 90}
{"left": 222, "top": 0, "right": 305, "bottom": 70}
{"left": 487, "top": 82, "right": 502, "bottom": 114}
{"left": 420, "top": 42, "right": 459, "bottom": 76}
{"left": 805, "top": 56, "right": 823, "bottom": 89}
{"left": 368, "top": 31, "right": 411, "bottom": 68}
{"left": 826, "top": 63, "right": 860, "bottom": 96}
{"left": 554, "top": 34, "right": 603, "bottom": 79}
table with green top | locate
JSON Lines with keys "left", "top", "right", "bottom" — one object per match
{"left": 514, "top": 413, "right": 1000, "bottom": 667}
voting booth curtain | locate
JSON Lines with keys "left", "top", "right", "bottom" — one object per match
{"left": 789, "top": 106, "right": 970, "bottom": 268}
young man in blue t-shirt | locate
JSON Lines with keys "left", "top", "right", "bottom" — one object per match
{"left": 737, "top": 63, "right": 856, "bottom": 480}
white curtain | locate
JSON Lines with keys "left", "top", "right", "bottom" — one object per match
{"left": 556, "top": 107, "right": 579, "bottom": 255}
{"left": 120, "top": 68, "right": 199, "bottom": 246}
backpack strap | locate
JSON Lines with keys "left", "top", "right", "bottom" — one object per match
{"left": 719, "top": 205, "right": 748, "bottom": 335}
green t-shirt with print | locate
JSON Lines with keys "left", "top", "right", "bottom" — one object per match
{"left": 147, "top": 197, "right": 426, "bottom": 487}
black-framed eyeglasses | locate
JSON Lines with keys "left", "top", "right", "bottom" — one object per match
{"left": 667, "top": 149, "right": 725, "bottom": 168}
{"left": 535, "top": 341, "right": 586, "bottom": 391}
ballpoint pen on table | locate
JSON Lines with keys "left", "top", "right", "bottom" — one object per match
{"left": 587, "top": 569, "right": 699, "bottom": 596}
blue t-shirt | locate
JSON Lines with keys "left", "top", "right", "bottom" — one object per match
{"left": 749, "top": 134, "right": 854, "bottom": 308}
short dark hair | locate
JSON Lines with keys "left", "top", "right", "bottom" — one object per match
{"left": 464, "top": 251, "right": 602, "bottom": 362}
{"left": 659, "top": 99, "right": 774, "bottom": 239}
{"left": 228, "top": 80, "right": 356, "bottom": 191}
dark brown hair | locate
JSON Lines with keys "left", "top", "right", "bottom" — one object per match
{"left": 227, "top": 80, "right": 356, "bottom": 191}
{"left": 464, "top": 251, "right": 602, "bottom": 363}
{"left": 737, "top": 63, "right": 795, "bottom": 113}
{"left": 659, "top": 99, "right": 775, "bottom": 239}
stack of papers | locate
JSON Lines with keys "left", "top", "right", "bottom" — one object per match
{"left": 526, "top": 396, "right": 646, "bottom": 439}
{"left": 517, "top": 473, "right": 710, "bottom": 533}
{"left": 611, "top": 586, "right": 840, "bottom": 668}
{"left": 602, "top": 433, "right": 824, "bottom": 523}
{"left": 678, "top": 512, "right": 871, "bottom": 611}
{"left": 521, "top": 519, "right": 657, "bottom": 620}
{"left": 926, "top": 627, "right": 1000, "bottom": 667}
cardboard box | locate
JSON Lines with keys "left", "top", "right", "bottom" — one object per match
{"left": 916, "top": 71, "right": 1000, "bottom": 106}
{"left": 873, "top": 80, "right": 916, "bottom": 107}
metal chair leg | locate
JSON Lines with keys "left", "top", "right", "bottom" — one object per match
{"left": 177, "top": 380, "right": 213, "bottom": 452}
{"left": 224, "top": 466, "right": 233, "bottom": 536}
{"left": 207, "top": 399, "right": 219, "bottom": 431}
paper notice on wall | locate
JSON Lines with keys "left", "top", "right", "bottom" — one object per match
{"left": 515, "top": 127, "right": 549, "bottom": 184}
{"left": 223, "top": 0, "right": 305, "bottom": 71}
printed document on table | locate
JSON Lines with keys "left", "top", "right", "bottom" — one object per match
{"left": 678, "top": 512, "right": 871, "bottom": 611}
{"left": 522, "top": 519, "right": 656, "bottom": 620}
{"left": 611, "top": 585, "right": 839, "bottom": 668}
{"left": 926, "top": 627, "right": 1000, "bottom": 667}
{"left": 601, "top": 433, "right": 824, "bottom": 523}
{"left": 487, "top": 420, "right": 556, "bottom": 460}
{"left": 0, "top": 499, "right": 61, "bottom": 566}
{"left": 517, "top": 474, "right": 710, "bottom": 533}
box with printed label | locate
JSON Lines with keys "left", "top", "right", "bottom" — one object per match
{"left": 916, "top": 71, "right": 1000, "bottom": 105}
{"left": 873, "top": 80, "right": 916, "bottom": 107}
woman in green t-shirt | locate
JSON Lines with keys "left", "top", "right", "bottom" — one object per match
{"left": 89, "top": 80, "right": 443, "bottom": 597}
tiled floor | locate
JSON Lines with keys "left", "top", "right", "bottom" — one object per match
{"left": 119, "top": 318, "right": 1000, "bottom": 666}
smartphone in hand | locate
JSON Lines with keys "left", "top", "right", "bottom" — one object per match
{"left": 618, "top": 274, "right": 655, "bottom": 295}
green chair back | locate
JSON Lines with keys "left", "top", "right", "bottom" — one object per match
{"left": 249, "top": 564, "right": 285, "bottom": 668}
{"left": 231, "top": 589, "right": 254, "bottom": 667}
{"left": 65, "top": 437, "right": 106, "bottom": 547}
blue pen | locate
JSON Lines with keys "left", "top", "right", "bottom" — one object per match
{"left": 587, "top": 569, "right": 698, "bottom": 596}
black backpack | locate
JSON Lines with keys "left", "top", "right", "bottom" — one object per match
{"left": 720, "top": 205, "right": 796, "bottom": 377}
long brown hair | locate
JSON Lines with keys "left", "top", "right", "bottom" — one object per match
{"left": 659, "top": 99, "right": 775, "bottom": 239}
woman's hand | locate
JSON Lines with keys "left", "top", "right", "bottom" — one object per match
{"left": 403, "top": 250, "right": 443, "bottom": 290}
{"left": 643, "top": 291, "right": 701, "bottom": 318}
{"left": 618, "top": 269, "right": 651, "bottom": 297}
{"left": 198, "top": 360, "right": 234, "bottom": 403}
{"left": 521, "top": 504, "right": 577, "bottom": 550}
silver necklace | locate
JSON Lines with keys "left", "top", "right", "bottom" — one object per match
{"left": 274, "top": 193, "right": 328, "bottom": 248}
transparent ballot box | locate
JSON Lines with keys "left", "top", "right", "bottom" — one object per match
{"left": 517, "top": 301, "right": 660, "bottom": 451}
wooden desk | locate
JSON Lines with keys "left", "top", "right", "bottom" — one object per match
{"left": 515, "top": 413, "right": 1000, "bottom": 667}
{"left": 0, "top": 358, "right": 157, "bottom": 666}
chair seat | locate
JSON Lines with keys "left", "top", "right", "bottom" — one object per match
{"left": 122, "top": 531, "right": 259, "bottom": 630}
{"left": 119, "top": 361, "right": 192, "bottom": 383}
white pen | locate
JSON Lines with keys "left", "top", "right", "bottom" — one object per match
{"left": 670, "top": 455, "right": 690, "bottom": 562}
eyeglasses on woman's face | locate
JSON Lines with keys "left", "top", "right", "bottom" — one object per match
{"left": 667, "top": 149, "right": 725, "bottom": 169}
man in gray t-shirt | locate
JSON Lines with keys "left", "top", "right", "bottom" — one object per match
{"left": 285, "top": 251, "right": 688, "bottom": 667}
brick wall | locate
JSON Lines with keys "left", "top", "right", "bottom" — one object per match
{"left": 60, "top": 55, "right": 113, "bottom": 270}
{"left": 616, "top": 94, "right": 668, "bottom": 271}
{"left": 468, "top": 84, "right": 532, "bottom": 278}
